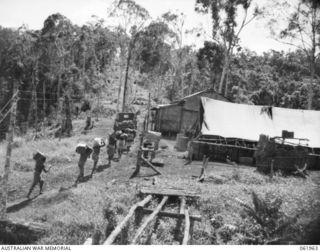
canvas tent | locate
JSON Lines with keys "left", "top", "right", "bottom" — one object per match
{"left": 200, "top": 97, "right": 320, "bottom": 148}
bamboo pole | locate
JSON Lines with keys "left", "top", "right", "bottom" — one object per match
{"left": 182, "top": 209, "right": 190, "bottom": 245}
{"left": 131, "top": 196, "right": 168, "bottom": 244}
{"left": 140, "top": 208, "right": 201, "bottom": 222}
{"left": 0, "top": 91, "right": 17, "bottom": 220}
{"left": 192, "top": 140, "right": 257, "bottom": 151}
{"left": 103, "top": 195, "right": 152, "bottom": 245}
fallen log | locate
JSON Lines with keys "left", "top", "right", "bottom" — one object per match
{"left": 103, "top": 195, "right": 153, "bottom": 245}
{"left": 131, "top": 196, "right": 168, "bottom": 244}
{"left": 182, "top": 209, "right": 190, "bottom": 245}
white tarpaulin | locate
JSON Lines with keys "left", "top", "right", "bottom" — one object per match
{"left": 200, "top": 97, "right": 320, "bottom": 148}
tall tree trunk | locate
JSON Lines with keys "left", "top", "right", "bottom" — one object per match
{"left": 117, "top": 58, "right": 123, "bottom": 113}
{"left": 308, "top": 57, "right": 315, "bottom": 110}
{"left": 34, "top": 59, "right": 39, "bottom": 137}
{"left": 224, "top": 68, "right": 230, "bottom": 98}
{"left": 219, "top": 52, "right": 229, "bottom": 94}
{"left": 57, "top": 59, "right": 63, "bottom": 122}
{"left": 122, "top": 43, "right": 132, "bottom": 112}
{"left": 61, "top": 95, "right": 73, "bottom": 137}
{"left": 43, "top": 80, "right": 46, "bottom": 119}
{"left": 308, "top": 7, "right": 317, "bottom": 110}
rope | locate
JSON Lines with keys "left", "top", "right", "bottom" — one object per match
{"left": 0, "top": 106, "right": 13, "bottom": 125}
{"left": 0, "top": 91, "right": 18, "bottom": 115}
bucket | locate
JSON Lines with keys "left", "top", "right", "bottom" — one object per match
{"left": 175, "top": 133, "right": 189, "bottom": 152}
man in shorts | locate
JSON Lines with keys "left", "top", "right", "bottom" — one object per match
{"left": 27, "top": 151, "right": 49, "bottom": 198}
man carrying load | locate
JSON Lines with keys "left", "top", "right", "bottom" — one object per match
{"left": 107, "top": 132, "right": 117, "bottom": 166}
{"left": 27, "top": 151, "right": 50, "bottom": 198}
{"left": 91, "top": 138, "right": 106, "bottom": 176}
{"left": 75, "top": 143, "right": 92, "bottom": 185}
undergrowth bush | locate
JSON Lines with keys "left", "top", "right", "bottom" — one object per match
{"left": 236, "top": 191, "right": 299, "bottom": 244}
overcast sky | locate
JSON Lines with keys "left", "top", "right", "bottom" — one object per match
{"left": 0, "top": 0, "right": 294, "bottom": 54}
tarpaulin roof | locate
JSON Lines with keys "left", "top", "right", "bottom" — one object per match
{"left": 200, "top": 97, "right": 320, "bottom": 148}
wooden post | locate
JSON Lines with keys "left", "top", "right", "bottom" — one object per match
{"left": 270, "top": 159, "right": 274, "bottom": 179}
{"left": 182, "top": 208, "right": 190, "bottom": 245}
{"left": 103, "top": 195, "right": 152, "bottom": 245}
{"left": 131, "top": 196, "right": 168, "bottom": 244}
{"left": 189, "top": 220, "right": 194, "bottom": 245}
{"left": 146, "top": 92, "right": 151, "bottom": 131}
{"left": 130, "top": 150, "right": 142, "bottom": 179}
{"left": 174, "top": 197, "right": 186, "bottom": 241}
{"left": 0, "top": 91, "right": 17, "bottom": 220}
{"left": 198, "top": 155, "right": 209, "bottom": 182}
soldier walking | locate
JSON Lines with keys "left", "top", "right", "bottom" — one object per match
{"left": 27, "top": 151, "right": 49, "bottom": 198}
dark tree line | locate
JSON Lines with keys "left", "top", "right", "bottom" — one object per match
{"left": 0, "top": 0, "right": 319, "bottom": 140}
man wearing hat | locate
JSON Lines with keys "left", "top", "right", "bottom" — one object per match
{"left": 27, "top": 151, "right": 49, "bottom": 198}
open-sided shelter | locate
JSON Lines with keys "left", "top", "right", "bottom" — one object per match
{"left": 193, "top": 97, "right": 320, "bottom": 169}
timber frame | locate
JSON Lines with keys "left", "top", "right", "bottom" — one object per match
{"left": 99, "top": 188, "right": 201, "bottom": 245}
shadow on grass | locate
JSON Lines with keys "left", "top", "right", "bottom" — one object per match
{"left": 6, "top": 195, "right": 39, "bottom": 213}
{"left": 95, "top": 164, "right": 110, "bottom": 173}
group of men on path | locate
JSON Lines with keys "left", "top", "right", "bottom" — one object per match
{"left": 26, "top": 128, "right": 136, "bottom": 198}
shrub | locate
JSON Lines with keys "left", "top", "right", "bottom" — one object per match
{"left": 236, "top": 191, "right": 299, "bottom": 244}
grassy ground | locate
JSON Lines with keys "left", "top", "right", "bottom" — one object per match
{"left": 1, "top": 107, "right": 320, "bottom": 244}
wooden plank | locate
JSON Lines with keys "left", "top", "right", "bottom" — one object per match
{"left": 129, "top": 150, "right": 142, "bottom": 179}
{"left": 103, "top": 195, "right": 153, "bottom": 245}
{"left": 140, "top": 187, "right": 200, "bottom": 198}
{"left": 141, "top": 157, "right": 162, "bottom": 174}
{"left": 182, "top": 209, "right": 190, "bottom": 245}
{"left": 151, "top": 158, "right": 164, "bottom": 167}
{"left": 174, "top": 197, "right": 186, "bottom": 241}
{"left": 0, "top": 219, "right": 48, "bottom": 233}
{"left": 192, "top": 141, "right": 257, "bottom": 151}
{"left": 189, "top": 220, "right": 194, "bottom": 245}
{"left": 180, "top": 197, "right": 186, "bottom": 214}
{"left": 131, "top": 196, "right": 169, "bottom": 244}
{"left": 139, "top": 208, "right": 201, "bottom": 222}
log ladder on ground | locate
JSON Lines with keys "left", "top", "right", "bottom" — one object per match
{"left": 101, "top": 187, "right": 201, "bottom": 245}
